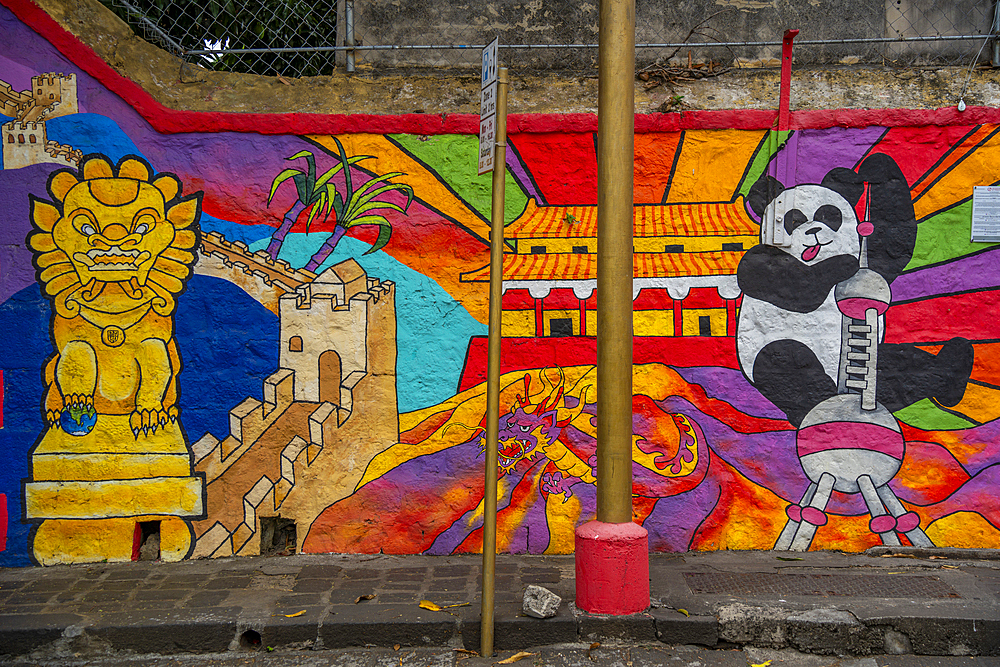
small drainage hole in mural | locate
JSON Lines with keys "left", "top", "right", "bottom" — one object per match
{"left": 133, "top": 521, "right": 160, "bottom": 561}
{"left": 260, "top": 516, "right": 297, "bottom": 556}
{"left": 240, "top": 629, "right": 262, "bottom": 650}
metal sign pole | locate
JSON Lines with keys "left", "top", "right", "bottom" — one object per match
{"left": 480, "top": 63, "right": 508, "bottom": 659}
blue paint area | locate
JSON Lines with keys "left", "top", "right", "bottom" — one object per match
{"left": 46, "top": 114, "right": 145, "bottom": 165}
{"left": 0, "top": 277, "right": 277, "bottom": 566}
{"left": 0, "top": 285, "right": 50, "bottom": 567}
{"left": 200, "top": 212, "right": 275, "bottom": 247}
{"left": 174, "top": 274, "right": 280, "bottom": 442}
{"left": 0, "top": 114, "right": 10, "bottom": 168}
{"left": 249, "top": 233, "right": 486, "bottom": 412}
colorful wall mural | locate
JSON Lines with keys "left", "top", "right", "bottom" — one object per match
{"left": 1, "top": 0, "right": 999, "bottom": 566}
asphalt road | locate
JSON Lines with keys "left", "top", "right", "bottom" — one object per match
{"left": 7, "top": 645, "right": 1000, "bottom": 667}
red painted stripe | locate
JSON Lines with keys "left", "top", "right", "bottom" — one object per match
{"left": 458, "top": 335, "right": 739, "bottom": 391}
{"left": 7, "top": 0, "right": 1000, "bottom": 136}
{"left": 886, "top": 289, "right": 1000, "bottom": 343}
{"left": 797, "top": 422, "right": 904, "bottom": 460}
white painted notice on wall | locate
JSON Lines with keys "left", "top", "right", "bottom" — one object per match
{"left": 971, "top": 185, "right": 1000, "bottom": 243}
{"left": 478, "top": 36, "right": 499, "bottom": 175}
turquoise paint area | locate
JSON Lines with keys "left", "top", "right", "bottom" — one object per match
{"left": 249, "top": 232, "right": 485, "bottom": 412}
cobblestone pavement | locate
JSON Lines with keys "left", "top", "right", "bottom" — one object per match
{"left": 1, "top": 549, "right": 999, "bottom": 660}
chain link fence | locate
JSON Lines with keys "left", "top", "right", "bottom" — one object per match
{"left": 104, "top": 0, "right": 1000, "bottom": 78}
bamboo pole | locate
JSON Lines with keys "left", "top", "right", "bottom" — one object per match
{"left": 596, "top": 0, "right": 635, "bottom": 525}
{"left": 480, "top": 66, "right": 509, "bottom": 659}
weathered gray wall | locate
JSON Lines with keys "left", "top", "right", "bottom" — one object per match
{"left": 33, "top": 0, "right": 1000, "bottom": 115}
{"left": 353, "top": 0, "right": 991, "bottom": 69}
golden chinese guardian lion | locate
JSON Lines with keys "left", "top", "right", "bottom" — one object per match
{"left": 28, "top": 154, "right": 201, "bottom": 436}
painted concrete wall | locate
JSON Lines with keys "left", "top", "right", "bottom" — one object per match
{"left": 1, "top": 0, "right": 999, "bottom": 566}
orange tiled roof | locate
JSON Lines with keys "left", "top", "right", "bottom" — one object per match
{"left": 505, "top": 197, "right": 757, "bottom": 239}
{"left": 460, "top": 251, "right": 743, "bottom": 283}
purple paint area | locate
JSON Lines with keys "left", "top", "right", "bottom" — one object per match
{"left": 0, "top": 163, "right": 61, "bottom": 304}
{"left": 926, "top": 463, "right": 1000, "bottom": 525}
{"left": 949, "top": 419, "right": 1000, "bottom": 478}
{"left": 644, "top": 478, "right": 722, "bottom": 551}
{"left": 0, "top": 55, "right": 42, "bottom": 92}
{"left": 768, "top": 127, "right": 888, "bottom": 188}
{"left": 670, "top": 366, "right": 789, "bottom": 421}
{"left": 506, "top": 144, "right": 541, "bottom": 203}
{"left": 141, "top": 133, "right": 322, "bottom": 229}
{"left": 892, "top": 247, "right": 1000, "bottom": 302}
{"left": 0, "top": 6, "right": 96, "bottom": 115}
{"left": 655, "top": 395, "right": 803, "bottom": 500}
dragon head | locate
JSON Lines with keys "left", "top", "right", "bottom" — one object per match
{"left": 490, "top": 372, "right": 581, "bottom": 475}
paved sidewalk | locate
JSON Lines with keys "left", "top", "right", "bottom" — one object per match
{"left": 1, "top": 547, "right": 998, "bottom": 660}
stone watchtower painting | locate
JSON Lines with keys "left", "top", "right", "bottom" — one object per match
{"left": 22, "top": 154, "right": 205, "bottom": 565}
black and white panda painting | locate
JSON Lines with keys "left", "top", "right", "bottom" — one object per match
{"left": 736, "top": 152, "right": 974, "bottom": 427}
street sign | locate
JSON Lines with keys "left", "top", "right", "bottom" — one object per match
{"left": 478, "top": 36, "right": 499, "bottom": 175}
{"left": 482, "top": 36, "right": 498, "bottom": 87}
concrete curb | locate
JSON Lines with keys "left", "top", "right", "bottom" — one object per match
{"left": 5, "top": 605, "right": 998, "bottom": 658}
{"left": 865, "top": 547, "right": 1000, "bottom": 561}
{"left": 713, "top": 603, "right": 1000, "bottom": 657}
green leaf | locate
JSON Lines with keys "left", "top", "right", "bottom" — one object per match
{"left": 332, "top": 137, "right": 353, "bottom": 199}
{"left": 315, "top": 155, "right": 370, "bottom": 189}
{"left": 332, "top": 190, "right": 344, "bottom": 219}
{"left": 267, "top": 168, "right": 303, "bottom": 205}
{"left": 351, "top": 200, "right": 407, "bottom": 218}
{"left": 305, "top": 202, "right": 320, "bottom": 233}
{"left": 342, "top": 214, "right": 393, "bottom": 229}
{"left": 291, "top": 173, "right": 307, "bottom": 205}
{"left": 345, "top": 182, "right": 412, "bottom": 220}
{"left": 364, "top": 220, "right": 393, "bottom": 255}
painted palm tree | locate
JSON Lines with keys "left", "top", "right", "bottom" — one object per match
{"left": 265, "top": 139, "right": 414, "bottom": 271}
{"left": 265, "top": 148, "right": 366, "bottom": 260}
{"left": 302, "top": 138, "right": 413, "bottom": 272}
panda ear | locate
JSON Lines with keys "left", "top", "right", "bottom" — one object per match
{"left": 821, "top": 167, "right": 865, "bottom": 206}
{"left": 747, "top": 175, "right": 784, "bottom": 219}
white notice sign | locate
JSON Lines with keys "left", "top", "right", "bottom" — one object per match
{"left": 971, "top": 186, "right": 1000, "bottom": 243}
{"left": 480, "top": 81, "right": 497, "bottom": 119}
{"left": 478, "top": 114, "right": 496, "bottom": 174}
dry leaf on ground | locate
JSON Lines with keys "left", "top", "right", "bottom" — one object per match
{"left": 495, "top": 651, "right": 535, "bottom": 664}
{"left": 354, "top": 594, "right": 376, "bottom": 603}
{"left": 419, "top": 599, "right": 470, "bottom": 611}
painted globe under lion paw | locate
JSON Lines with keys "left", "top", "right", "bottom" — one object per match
{"left": 60, "top": 405, "right": 97, "bottom": 436}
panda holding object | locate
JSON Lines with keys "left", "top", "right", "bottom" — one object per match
{"left": 736, "top": 152, "right": 974, "bottom": 550}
